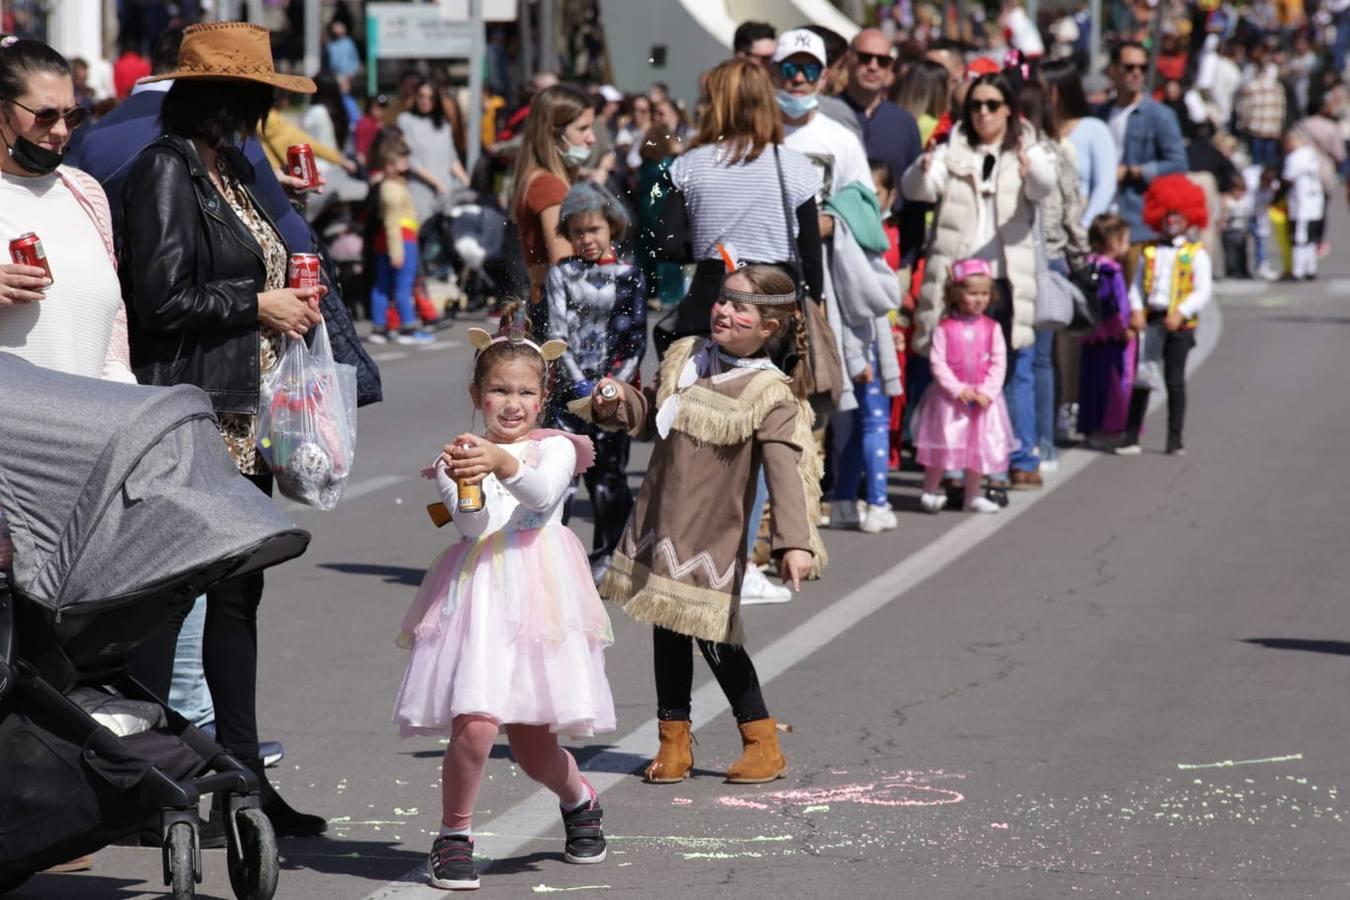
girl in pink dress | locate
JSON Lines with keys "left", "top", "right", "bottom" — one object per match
{"left": 393, "top": 304, "right": 616, "bottom": 890}
{"left": 912, "top": 259, "right": 1016, "bottom": 515}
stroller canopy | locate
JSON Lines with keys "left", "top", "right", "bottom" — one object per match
{"left": 0, "top": 355, "right": 309, "bottom": 615}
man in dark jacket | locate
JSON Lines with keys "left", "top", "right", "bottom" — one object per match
{"left": 68, "top": 28, "right": 382, "bottom": 407}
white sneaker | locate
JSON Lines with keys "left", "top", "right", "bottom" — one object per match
{"left": 1039, "top": 457, "right": 1060, "bottom": 473}
{"left": 859, "top": 503, "right": 898, "bottom": 533}
{"left": 739, "top": 567, "right": 793, "bottom": 605}
{"left": 1113, "top": 443, "right": 1143, "bottom": 456}
{"left": 919, "top": 492, "right": 947, "bottom": 515}
{"left": 966, "top": 496, "right": 1001, "bottom": 514}
{"left": 365, "top": 330, "right": 390, "bottom": 345}
{"left": 828, "top": 499, "right": 862, "bottom": 530}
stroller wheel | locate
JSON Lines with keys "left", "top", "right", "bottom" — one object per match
{"left": 166, "top": 821, "right": 199, "bottom": 899}
{"left": 226, "top": 807, "right": 279, "bottom": 900}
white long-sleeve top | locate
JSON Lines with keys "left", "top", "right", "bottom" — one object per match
{"left": 1128, "top": 237, "right": 1213, "bottom": 319}
{"left": 1283, "top": 144, "right": 1327, "bottom": 224}
{"left": 433, "top": 436, "right": 577, "bottom": 540}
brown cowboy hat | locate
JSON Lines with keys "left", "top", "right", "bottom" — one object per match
{"left": 143, "top": 22, "right": 315, "bottom": 94}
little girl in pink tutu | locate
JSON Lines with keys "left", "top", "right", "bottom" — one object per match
{"left": 912, "top": 259, "right": 1016, "bottom": 515}
{"left": 393, "top": 303, "right": 616, "bottom": 890}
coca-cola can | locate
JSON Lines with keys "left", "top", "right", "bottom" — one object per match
{"left": 288, "top": 253, "right": 322, "bottom": 291}
{"left": 287, "top": 143, "right": 319, "bottom": 189}
{"left": 9, "top": 232, "right": 52, "bottom": 284}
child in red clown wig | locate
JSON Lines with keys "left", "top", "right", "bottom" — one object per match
{"left": 1116, "top": 174, "right": 1212, "bottom": 457}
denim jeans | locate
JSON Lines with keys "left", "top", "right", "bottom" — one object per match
{"left": 1249, "top": 137, "right": 1279, "bottom": 170}
{"left": 370, "top": 240, "right": 419, "bottom": 332}
{"left": 1335, "top": 9, "right": 1350, "bottom": 78}
{"left": 745, "top": 469, "right": 768, "bottom": 558}
{"left": 1005, "top": 344, "right": 1039, "bottom": 472}
{"left": 833, "top": 342, "right": 892, "bottom": 506}
{"left": 167, "top": 595, "right": 214, "bottom": 727}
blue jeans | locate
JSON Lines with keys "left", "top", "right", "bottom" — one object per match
{"left": 833, "top": 342, "right": 891, "bottom": 506}
{"left": 1335, "top": 9, "right": 1350, "bottom": 78}
{"left": 1005, "top": 344, "right": 1039, "bottom": 472}
{"left": 745, "top": 469, "right": 768, "bottom": 557}
{"left": 370, "top": 240, "right": 419, "bottom": 331}
{"left": 1249, "top": 137, "right": 1279, "bottom": 170}
{"left": 1034, "top": 329, "right": 1058, "bottom": 463}
{"left": 167, "top": 595, "right": 214, "bottom": 727}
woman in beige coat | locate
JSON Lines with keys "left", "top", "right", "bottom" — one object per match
{"left": 902, "top": 72, "right": 1056, "bottom": 489}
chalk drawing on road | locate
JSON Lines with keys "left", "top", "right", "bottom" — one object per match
{"left": 530, "top": 885, "right": 611, "bottom": 893}
{"left": 716, "top": 770, "right": 966, "bottom": 811}
{"left": 1177, "top": 753, "right": 1304, "bottom": 770}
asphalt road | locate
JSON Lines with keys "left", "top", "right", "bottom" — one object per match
{"left": 20, "top": 208, "right": 1350, "bottom": 899}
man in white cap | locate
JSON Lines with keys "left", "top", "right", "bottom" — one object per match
{"left": 772, "top": 28, "right": 873, "bottom": 213}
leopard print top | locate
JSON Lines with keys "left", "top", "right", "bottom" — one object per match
{"left": 214, "top": 156, "right": 288, "bottom": 475}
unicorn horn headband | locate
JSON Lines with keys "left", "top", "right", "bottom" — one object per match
{"left": 466, "top": 327, "right": 567, "bottom": 362}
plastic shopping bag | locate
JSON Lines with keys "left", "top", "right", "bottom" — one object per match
{"left": 256, "top": 320, "right": 358, "bottom": 510}
{"left": 1134, "top": 320, "right": 1167, "bottom": 393}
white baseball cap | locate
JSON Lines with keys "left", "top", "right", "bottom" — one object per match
{"left": 774, "top": 29, "right": 828, "bottom": 68}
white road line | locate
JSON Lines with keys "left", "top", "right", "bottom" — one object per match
{"left": 369, "top": 351, "right": 408, "bottom": 362}
{"left": 279, "top": 474, "right": 407, "bottom": 514}
{"left": 363, "top": 306, "right": 1224, "bottom": 898}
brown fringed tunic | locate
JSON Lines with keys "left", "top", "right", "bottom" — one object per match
{"left": 573, "top": 337, "right": 826, "bottom": 646}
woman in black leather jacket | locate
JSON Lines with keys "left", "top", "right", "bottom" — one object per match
{"left": 119, "top": 22, "right": 327, "bottom": 838}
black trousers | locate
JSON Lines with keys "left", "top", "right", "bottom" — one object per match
{"left": 653, "top": 626, "right": 769, "bottom": 725}
{"left": 584, "top": 429, "right": 633, "bottom": 560}
{"left": 132, "top": 470, "right": 271, "bottom": 760}
{"left": 1221, "top": 228, "right": 1250, "bottom": 279}
{"left": 1125, "top": 327, "right": 1195, "bottom": 450}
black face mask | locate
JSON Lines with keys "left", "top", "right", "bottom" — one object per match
{"left": 1, "top": 110, "right": 64, "bottom": 176}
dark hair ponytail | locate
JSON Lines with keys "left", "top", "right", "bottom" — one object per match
{"left": 0, "top": 36, "right": 72, "bottom": 102}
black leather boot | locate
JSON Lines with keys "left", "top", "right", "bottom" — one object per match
{"left": 244, "top": 757, "right": 327, "bottom": 837}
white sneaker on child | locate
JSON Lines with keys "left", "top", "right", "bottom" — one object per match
{"left": 919, "top": 492, "right": 947, "bottom": 515}
{"left": 860, "top": 504, "right": 898, "bottom": 533}
{"left": 739, "top": 567, "right": 793, "bottom": 606}
{"left": 828, "top": 499, "right": 863, "bottom": 530}
{"left": 966, "top": 496, "right": 1001, "bottom": 514}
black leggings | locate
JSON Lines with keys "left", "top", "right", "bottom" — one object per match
{"left": 132, "top": 470, "right": 271, "bottom": 761}
{"left": 653, "top": 626, "right": 769, "bottom": 724}
{"left": 1125, "top": 327, "right": 1195, "bottom": 449}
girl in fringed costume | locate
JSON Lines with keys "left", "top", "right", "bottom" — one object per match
{"left": 1117, "top": 174, "right": 1213, "bottom": 457}
{"left": 393, "top": 303, "right": 616, "bottom": 891}
{"left": 574, "top": 264, "right": 826, "bottom": 786}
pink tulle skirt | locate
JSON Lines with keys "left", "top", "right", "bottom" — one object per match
{"left": 912, "top": 387, "right": 1016, "bottom": 475}
{"left": 393, "top": 526, "right": 616, "bottom": 738}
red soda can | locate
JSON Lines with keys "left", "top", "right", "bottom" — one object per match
{"left": 9, "top": 232, "right": 52, "bottom": 284}
{"left": 286, "top": 143, "right": 319, "bottom": 189}
{"left": 287, "top": 253, "right": 322, "bottom": 291}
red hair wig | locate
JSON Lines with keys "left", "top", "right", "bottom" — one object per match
{"left": 1143, "top": 173, "right": 1209, "bottom": 233}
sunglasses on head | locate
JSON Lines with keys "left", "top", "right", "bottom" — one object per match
{"left": 853, "top": 50, "right": 892, "bottom": 67}
{"left": 1119, "top": 62, "right": 1148, "bottom": 73}
{"left": 968, "top": 98, "right": 1005, "bottom": 113}
{"left": 777, "top": 60, "right": 823, "bottom": 83}
{"left": 4, "top": 97, "right": 88, "bottom": 129}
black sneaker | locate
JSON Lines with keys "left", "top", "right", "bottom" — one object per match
{"left": 428, "top": 834, "right": 479, "bottom": 890}
{"left": 561, "top": 792, "right": 606, "bottom": 864}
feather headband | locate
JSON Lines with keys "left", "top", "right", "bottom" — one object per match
{"left": 718, "top": 285, "right": 799, "bottom": 307}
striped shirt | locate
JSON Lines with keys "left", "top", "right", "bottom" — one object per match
{"left": 668, "top": 143, "right": 821, "bottom": 264}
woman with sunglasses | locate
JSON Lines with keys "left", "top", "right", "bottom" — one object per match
{"left": 0, "top": 35, "right": 133, "bottom": 383}
{"left": 902, "top": 71, "right": 1057, "bottom": 493}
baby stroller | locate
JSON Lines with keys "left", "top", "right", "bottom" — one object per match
{"left": 419, "top": 189, "right": 524, "bottom": 315}
{"left": 0, "top": 356, "right": 310, "bottom": 899}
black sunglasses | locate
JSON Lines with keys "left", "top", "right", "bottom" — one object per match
{"left": 968, "top": 99, "right": 1005, "bottom": 113}
{"left": 4, "top": 96, "right": 88, "bottom": 130}
{"left": 1119, "top": 62, "right": 1148, "bottom": 73}
{"left": 854, "top": 50, "right": 892, "bottom": 67}
{"left": 777, "top": 60, "right": 824, "bottom": 83}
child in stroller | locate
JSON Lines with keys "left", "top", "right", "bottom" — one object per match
{"left": 0, "top": 356, "right": 310, "bottom": 899}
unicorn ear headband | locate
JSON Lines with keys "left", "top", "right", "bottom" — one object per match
{"left": 951, "top": 258, "right": 993, "bottom": 283}
{"left": 466, "top": 327, "right": 567, "bottom": 363}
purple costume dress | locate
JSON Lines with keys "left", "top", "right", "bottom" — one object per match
{"left": 1077, "top": 255, "right": 1137, "bottom": 435}
{"left": 913, "top": 313, "right": 1016, "bottom": 474}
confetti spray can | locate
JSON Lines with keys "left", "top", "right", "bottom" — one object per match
{"left": 9, "top": 232, "right": 51, "bottom": 284}
{"left": 287, "top": 253, "right": 322, "bottom": 290}
{"left": 455, "top": 444, "right": 484, "bottom": 513}
{"left": 286, "top": 143, "right": 319, "bottom": 189}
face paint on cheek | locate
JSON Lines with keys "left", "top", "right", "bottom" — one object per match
{"left": 730, "top": 311, "right": 757, "bottom": 330}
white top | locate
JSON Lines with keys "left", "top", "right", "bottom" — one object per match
{"left": 433, "top": 436, "right": 576, "bottom": 539}
{"left": 1108, "top": 99, "right": 1141, "bottom": 155}
{"left": 302, "top": 105, "right": 341, "bottom": 173}
{"left": 782, "top": 111, "right": 874, "bottom": 203}
{"left": 1283, "top": 144, "right": 1326, "bottom": 223}
{"left": 0, "top": 171, "right": 133, "bottom": 382}
{"left": 668, "top": 143, "right": 821, "bottom": 262}
{"left": 1128, "top": 237, "right": 1213, "bottom": 319}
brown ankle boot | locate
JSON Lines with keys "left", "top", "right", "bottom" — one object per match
{"left": 644, "top": 720, "right": 693, "bottom": 783}
{"left": 725, "top": 718, "right": 787, "bottom": 784}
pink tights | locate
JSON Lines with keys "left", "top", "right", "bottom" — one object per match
{"left": 440, "top": 714, "right": 586, "bottom": 831}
